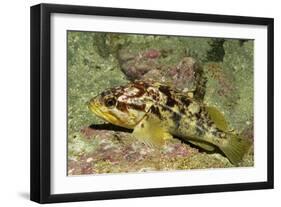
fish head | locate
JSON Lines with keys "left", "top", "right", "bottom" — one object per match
{"left": 88, "top": 81, "right": 154, "bottom": 129}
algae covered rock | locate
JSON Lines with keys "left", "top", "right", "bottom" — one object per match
{"left": 68, "top": 125, "right": 235, "bottom": 175}
{"left": 204, "top": 40, "right": 254, "bottom": 135}
{"left": 118, "top": 36, "right": 207, "bottom": 99}
{"left": 67, "top": 31, "right": 129, "bottom": 136}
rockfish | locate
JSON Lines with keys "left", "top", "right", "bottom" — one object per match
{"left": 88, "top": 80, "right": 251, "bottom": 165}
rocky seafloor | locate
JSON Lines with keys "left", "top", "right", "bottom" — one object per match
{"left": 67, "top": 32, "right": 254, "bottom": 175}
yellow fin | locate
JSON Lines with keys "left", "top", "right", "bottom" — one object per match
{"left": 218, "top": 134, "right": 252, "bottom": 165}
{"left": 132, "top": 114, "right": 172, "bottom": 147}
{"left": 188, "top": 140, "right": 216, "bottom": 151}
{"left": 205, "top": 106, "right": 228, "bottom": 131}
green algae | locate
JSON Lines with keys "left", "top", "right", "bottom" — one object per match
{"left": 67, "top": 31, "right": 254, "bottom": 175}
{"left": 178, "top": 36, "right": 212, "bottom": 63}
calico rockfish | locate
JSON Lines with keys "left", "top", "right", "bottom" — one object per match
{"left": 88, "top": 80, "right": 251, "bottom": 165}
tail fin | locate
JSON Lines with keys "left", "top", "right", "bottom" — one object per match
{"left": 218, "top": 134, "right": 252, "bottom": 166}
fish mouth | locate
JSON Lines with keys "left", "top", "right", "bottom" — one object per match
{"left": 88, "top": 101, "right": 101, "bottom": 116}
{"left": 88, "top": 101, "right": 121, "bottom": 125}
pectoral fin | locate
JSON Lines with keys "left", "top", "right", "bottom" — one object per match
{"left": 132, "top": 113, "right": 172, "bottom": 148}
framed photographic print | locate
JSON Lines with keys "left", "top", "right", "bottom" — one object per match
{"left": 30, "top": 3, "right": 274, "bottom": 203}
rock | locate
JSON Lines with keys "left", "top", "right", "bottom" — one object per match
{"left": 68, "top": 126, "right": 234, "bottom": 175}
{"left": 204, "top": 40, "right": 254, "bottom": 133}
{"left": 118, "top": 48, "right": 205, "bottom": 99}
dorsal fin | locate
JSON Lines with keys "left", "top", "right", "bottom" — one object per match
{"left": 205, "top": 106, "right": 228, "bottom": 131}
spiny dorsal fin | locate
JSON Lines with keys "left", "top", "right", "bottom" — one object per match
{"left": 205, "top": 106, "right": 228, "bottom": 132}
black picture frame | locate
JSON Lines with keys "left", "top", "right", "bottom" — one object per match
{"left": 30, "top": 3, "right": 274, "bottom": 204}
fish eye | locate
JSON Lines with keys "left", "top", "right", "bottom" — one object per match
{"left": 105, "top": 97, "right": 116, "bottom": 107}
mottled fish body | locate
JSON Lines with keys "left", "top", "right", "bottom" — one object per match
{"left": 89, "top": 80, "right": 251, "bottom": 165}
